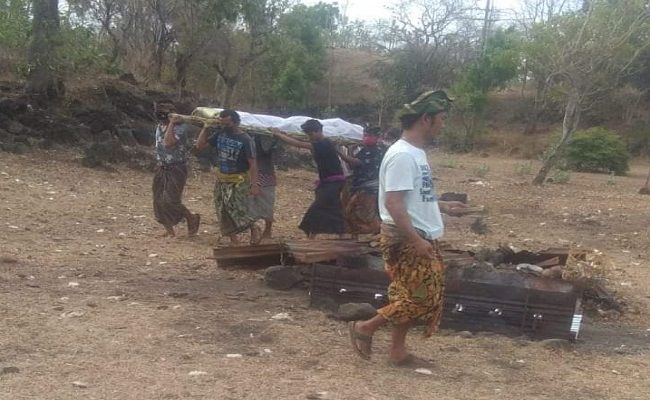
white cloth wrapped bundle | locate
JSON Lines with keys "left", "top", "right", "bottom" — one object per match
{"left": 193, "top": 107, "right": 364, "bottom": 141}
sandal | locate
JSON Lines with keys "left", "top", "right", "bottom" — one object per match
{"left": 349, "top": 321, "right": 372, "bottom": 360}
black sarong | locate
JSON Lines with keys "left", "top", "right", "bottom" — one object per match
{"left": 299, "top": 180, "right": 345, "bottom": 235}
{"left": 152, "top": 163, "right": 189, "bottom": 227}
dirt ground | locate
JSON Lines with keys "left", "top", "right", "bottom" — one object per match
{"left": 1, "top": 148, "right": 649, "bottom": 400}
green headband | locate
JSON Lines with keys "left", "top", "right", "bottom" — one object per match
{"left": 397, "top": 90, "right": 453, "bottom": 118}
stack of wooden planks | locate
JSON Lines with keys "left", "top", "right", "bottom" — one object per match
{"left": 212, "top": 239, "right": 378, "bottom": 268}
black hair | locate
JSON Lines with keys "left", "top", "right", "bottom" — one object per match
{"left": 219, "top": 109, "right": 241, "bottom": 125}
{"left": 364, "top": 126, "right": 381, "bottom": 136}
{"left": 399, "top": 112, "right": 437, "bottom": 130}
{"left": 301, "top": 119, "right": 323, "bottom": 134}
{"left": 155, "top": 98, "right": 175, "bottom": 110}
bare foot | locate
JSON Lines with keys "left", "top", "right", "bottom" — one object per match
{"left": 250, "top": 224, "right": 262, "bottom": 245}
{"left": 158, "top": 226, "right": 175, "bottom": 237}
{"left": 187, "top": 213, "right": 200, "bottom": 236}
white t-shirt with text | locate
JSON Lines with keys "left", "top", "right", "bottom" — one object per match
{"left": 378, "top": 139, "right": 444, "bottom": 240}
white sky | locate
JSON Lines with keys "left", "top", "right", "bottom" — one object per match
{"left": 301, "top": 0, "right": 522, "bottom": 22}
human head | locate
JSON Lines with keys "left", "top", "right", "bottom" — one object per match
{"left": 362, "top": 126, "right": 381, "bottom": 146}
{"left": 301, "top": 119, "right": 324, "bottom": 141}
{"left": 154, "top": 99, "right": 176, "bottom": 122}
{"left": 219, "top": 109, "right": 241, "bottom": 132}
{"left": 397, "top": 90, "right": 452, "bottom": 139}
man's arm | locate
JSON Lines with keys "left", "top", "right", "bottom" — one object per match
{"left": 163, "top": 116, "right": 183, "bottom": 149}
{"left": 270, "top": 128, "right": 312, "bottom": 150}
{"left": 337, "top": 148, "right": 361, "bottom": 167}
{"left": 248, "top": 157, "right": 260, "bottom": 196}
{"left": 195, "top": 125, "right": 212, "bottom": 152}
{"left": 385, "top": 191, "right": 435, "bottom": 258}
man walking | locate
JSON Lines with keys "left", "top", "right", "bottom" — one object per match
{"left": 249, "top": 134, "right": 279, "bottom": 240}
{"left": 348, "top": 90, "right": 466, "bottom": 367}
{"left": 271, "top": 120, "right": 346, "bottom": 239}
{"left": 152, "top": 99, "right": 200, "bottom": 237}
{"left": 195, "top": 109, "right": 261, "bottom": 245}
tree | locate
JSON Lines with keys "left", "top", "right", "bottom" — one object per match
{"left": 259, "top": 2, "right": 339, "bottom": 108}
{"left": 450, "top": 27, "right": 520, "bottom": 150}
{"left": 25, "top": 0, "right": 64, "bottom": 99}
{"left": 210, "top": 0, "right": 288, "bottom": 107}
{"left": 528, "top": 1, "right": 650, "bottom": 185}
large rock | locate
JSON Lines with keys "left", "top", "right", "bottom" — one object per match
{"left": 337, "top": 303, "right": 377, "bottom": 321}
{"left": 7, "top": 120, "right": 26, "bottom": 135}
{"left": 132, "top": 128, "right": 154, "bottom": 146}
{"left": 116, "top": 128, "right": 138, "bottom": 146}
{"left": 0, "top": 98, "right": 29, "bottom": 116}
{"left": 439, "top": 192, "right": 468, "bottom": 203}
{"left": 264, "top": 265, "right": 304, "bottom": 290}
{"left": 82, "top": 141, "right": 129, "bottom": 168}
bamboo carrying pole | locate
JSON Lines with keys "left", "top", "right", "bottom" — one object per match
{"left": 167, "top": 113, "right": 361, "bottom": 145}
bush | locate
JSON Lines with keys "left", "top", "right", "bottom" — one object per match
{"left": 623, "top": 122, "right": 650, "bottom": 156}
{"left": 548, "top": 169, "right": 571, "bottom": 184}
{"left": 564, "top": 127, "right": 630, "bottom": 175}
{"left": 473, "top": 163, "right": 490, "bottom": 178}
{"left": 514, "top": 161, "right": 534, "bottom": 176}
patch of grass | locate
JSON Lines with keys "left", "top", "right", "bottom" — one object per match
{"left": 606, "top": 172, "right": 616, "bottom": 186}
{"left": 549, "top": 169, "right": 571, "bottom": 184}
{"left": 514, "top": 161, "right": 534, "bottom": 176}
{"left": 439, "top": 156, "right": 458, "bottom": 169}
{"left": 473, "top": 163, "right": 490, "bottom": 178}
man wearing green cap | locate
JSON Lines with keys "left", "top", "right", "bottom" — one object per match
{"left": 348, "top": 90, "right": 467, "bottom": 367}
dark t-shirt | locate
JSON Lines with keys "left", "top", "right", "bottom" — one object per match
{"left": 351, "top": 144, "right": 386, "bottom": 190}
{"left": 208, "top": 129, "right": 256, "bottom": 174}
{"left": 312, "top": 138, "right": 343, "bottom": 180}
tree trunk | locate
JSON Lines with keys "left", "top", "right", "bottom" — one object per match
{"left": 640, "top": 169, "right": 650, "bottom": 194}
{"left": 25, "top": 0, "right": 63, "bottom": 100}
{"left": 175, "top": 52, "right": 192, "bottom": 99}
{"left": 524, "top": 79, "right": 546, "bottom": 134}
{"left": 533, "top": 92, "right": 581, "bottom": 185}
{"left": 223, "top": 81, "right": 236, "bottom": 108}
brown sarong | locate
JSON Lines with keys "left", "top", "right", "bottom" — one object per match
{"left": 152, "top": 163, "right": 190, "bottom": 227}
{"left": 343, "top": 191, "right": 381, "bottom": 234}
{"left": 377, "top": 224, "right": 445, "bottom": 337}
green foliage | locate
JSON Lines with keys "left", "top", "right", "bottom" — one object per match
{"left": 456, "top": 29, "right": 521, "bottom": 113}
{"left": 450, "top": 28, "right": 521, "bottom": 150}
{"left": 261, "top": 3, "right": 339, "bottom": 107}
{"left": 549, "top": 169, "right": 571, "bottom": 184}
{"left": 0, "top": 0, "right": 30, "bottom": 50}
{"left": 59, "top": 20, "right": 112, "bottom": 75}
{"left": 624, "top": 122, "right": 650, "bottom": 156}
{"left": 514, "top": 161, "right": 534, "bottom": 176}
{"left": 438, "top": 156, "right": 458, "bottom": 169}
{"left": 473, "top": 163, "right": 490, "bottom": 178}
{"left": 564, "top": 127, "right": 630, "bottom": 175}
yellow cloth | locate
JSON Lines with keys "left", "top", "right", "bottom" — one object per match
{"left": 216, "top": 170, "right": 247, "bottom": 184}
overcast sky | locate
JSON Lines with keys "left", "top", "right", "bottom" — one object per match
{"left": 302, "top": 0, "right": 522, "bottom": 22}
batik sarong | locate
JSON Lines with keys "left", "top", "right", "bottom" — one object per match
{"left": 377, "top": 223, "right": 445, "bottom": 337}
{"left": 214, "top": 172, "right": 256, "bottom": 235}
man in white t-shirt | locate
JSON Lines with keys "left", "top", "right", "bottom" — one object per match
{"left": 348, "top": 90, "right": 466, "bottom": 367}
